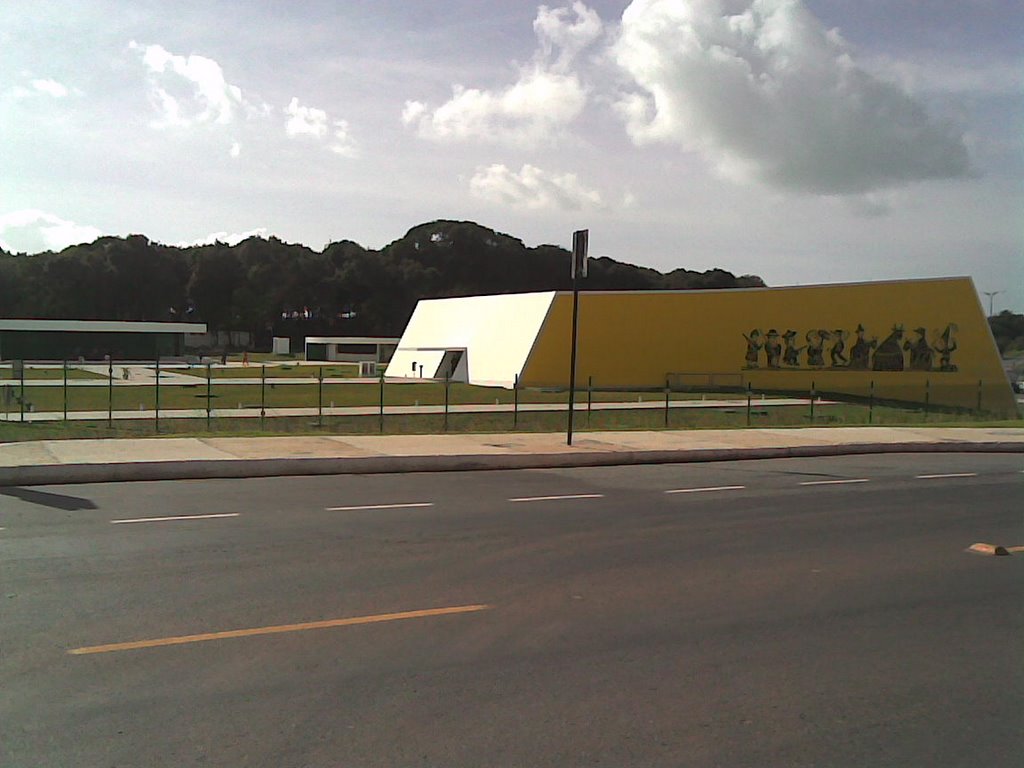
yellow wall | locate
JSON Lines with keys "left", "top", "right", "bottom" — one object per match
{"left": 521, "top": 277, "right": 1017, "bottom": 416}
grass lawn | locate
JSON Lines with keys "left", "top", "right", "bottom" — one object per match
{"left": 2, "top": 401, "right": 1017, "bottom": 442}
{"left": 4, "top": 380, "right": 776, "bottom": 413}
{"left": 0, "top": 366, "right": 107, "bottom": 380}
{"left": 206, "top": 363, "right": 360, "bottom": 379}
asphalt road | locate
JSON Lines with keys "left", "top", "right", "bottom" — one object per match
{"left": 2, "top": 454, "right": 1022, "bottom": 767}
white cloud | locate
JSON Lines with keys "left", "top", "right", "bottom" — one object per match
{"left": 175, "top": 227, "right": 268, "bottom": 247}
{"left": 469, "top": 163, "right": 603, "bottom": 210}
{"left": 534, "top": 1, "right": 604, "bottom": 72}
{"left": 403, "top": 2, "right": 600, "bottom": 145}
{"left": 866, "top": 55, "right": 1024, "bottom": 97}
{"left": 404, "top": 71, "right": 587, "bottom": 145}
{"left": 329, "top": 120, "right": 358, "bottom": 158}
{"left": 612, "top": 0, "right": 972, "bottom": 195}
{"left": 229, "top": 141, "right": 241, "bottom": 158}
{"left": 7, "top": 77, "right": 72, "bottom": 100}
{"left": 31, "top": 78, "right": 69, "bottom": 98}
{"left": 130, "top": 41, "right": 251, "bottom": 127}
{"left": 0, "top": 209, "right": 102, "bottom": 253}
{"left": 284, "top": 96, "right": 328, "bottom": 138}
{"left": 284, "top": 97, "right": 358, "bottom": 157}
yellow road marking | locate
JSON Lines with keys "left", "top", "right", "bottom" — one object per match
{"left": 68, "top": 604, "right": 490, "bottom": 655}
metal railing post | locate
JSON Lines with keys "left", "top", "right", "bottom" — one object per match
{"left": 923, "top": 379, "right": 930, "bottom": 421}
{"left": 664, "top": 377, "right": 670, "bottom": 428}
{"left": 260, "top": 363, "right": 266, "bottom": 429}
{"left": 444, "top": 373, "right": 450, "bottom": 432}
{"left": 378, "top": 370, "right": 384, "bottom": 433}
{"left": 155, "top": 356, "right": 160, "bottom": 433}
{"left": 587, "top": 375, "right": 592, "bottom": 426}
{"left": 318, "top": 366, "right": 324, "bottom": 428}
{"left": 746, "top": 381, "right": 752, "bottom": 426}
{"left": 868, "top": 380, "right": 875, "bottom": 424}
{"left": 20, "top": 359, "right": 26, "bottom": 423}
{"left": 107, "top": 355, "right": 113, "bottom": 428}
{"left": 206, "top": 362, "right": 212, "bottom": 430}
{"left": 809, "top": 380, "right": 815, "bottom": 423}
{"left": 976, "top": 379, "right": 983, "bottom": 414}
{"left": 513, "top": 373, "right": 519, "bottom": 429}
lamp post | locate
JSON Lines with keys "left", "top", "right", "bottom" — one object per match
{"left": 983, "top": 290, "right": 1002, "bottom": 317}
{"left": 567, "top": 229, "right": 588, "bottom": 446}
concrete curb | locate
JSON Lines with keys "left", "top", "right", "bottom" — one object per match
{"left": 1, "top": 441, "right": 1022, "bottom": 487}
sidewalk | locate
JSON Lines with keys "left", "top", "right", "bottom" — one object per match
{"left": 1, "top": 426, "right": 1021, "bottom": 487}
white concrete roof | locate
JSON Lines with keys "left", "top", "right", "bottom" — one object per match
{"left": 385, "top": 291, "right": 555, "bottom": 387}
{"left": 304, "top": 336, "right": 400, "bottom": 344}
{"left": 0, "top": 319, "right": 207, "bottom": 333}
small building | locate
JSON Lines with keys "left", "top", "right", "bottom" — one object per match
{"left": 0, "top": 319, "right": 208, "bottom": 360}
{"left": 304, "top": 336, "right": 399, "bottom": 373}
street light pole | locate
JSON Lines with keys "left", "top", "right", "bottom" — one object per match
{"left": 983, "top": 290, "right": 1003, "bottom": 317}
{"left": 567, "top": 229, "right": 588, "bottom": 446}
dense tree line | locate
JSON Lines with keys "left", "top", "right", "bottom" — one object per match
{"left": 989, "top": 310, "right": 1024, "bottom": 355}
{"left": 0, "top": 220, "right": 764, "bottom": 346}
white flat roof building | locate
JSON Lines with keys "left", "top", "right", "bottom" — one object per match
{"left": 0, "top": 319, "right": 208, "bottom": 360}
{"left": 304, "top": 336, "right": 400, "bottom": 364}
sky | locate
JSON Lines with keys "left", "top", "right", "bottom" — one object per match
{"left": 1, "top": 0, "right": 1022, "bottom": 312}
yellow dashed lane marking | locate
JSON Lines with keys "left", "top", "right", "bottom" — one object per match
{"left": 68, "top": 604, "right": 491, "bottom": 655}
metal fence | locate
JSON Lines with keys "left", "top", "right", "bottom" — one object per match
{"left": 0, "top": 358, "right": 1014, "bottom": 436}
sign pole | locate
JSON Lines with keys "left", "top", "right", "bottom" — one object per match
{"left": 567, "top": 229, "right": 588, "bottom": 446}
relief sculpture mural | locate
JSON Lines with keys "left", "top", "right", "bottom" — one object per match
{"left": 743, "top": 323, "right": 959, "bottom": 372}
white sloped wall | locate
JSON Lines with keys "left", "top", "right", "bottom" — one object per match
{"left": 385, "top": 292, "right": 556, "bottom": 387}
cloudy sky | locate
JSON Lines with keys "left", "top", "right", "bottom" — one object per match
{"left": 2, "top": 0, "right": 1021, "bottom": 310}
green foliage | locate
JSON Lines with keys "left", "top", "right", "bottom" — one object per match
{"left": 0, "top": 219, "right": 764, "bottom": 342}
{"left": 988, "top": 311, "right": 1024, "bottom": 355}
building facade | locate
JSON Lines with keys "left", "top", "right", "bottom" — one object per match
{"left": 0, "top": 319, "right": 208, "bottom": 360}
{"left": 385, "top": 277, "right": 1017, "bottom": 416}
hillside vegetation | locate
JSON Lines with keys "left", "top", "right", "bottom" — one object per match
{"left": 0, "top": 220, "right": 763, "bottom": 345}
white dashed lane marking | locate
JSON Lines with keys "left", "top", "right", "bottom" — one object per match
{"left": 325, "top": 502, "right": 434, "bottom": 512}
{"left": 509, "top": 494, "right": 604, "bottom": 503}
{"left": 665, "top": 485, "right": 746, "bottom": 495}
{"left": 111, "top": 513, "right": 240, "bottom": 524}
{"left": 799, "top": 478, "right": 870, "bottom": 487}
{"left": 916, "top": 473, "right": 979, "bottom": 479}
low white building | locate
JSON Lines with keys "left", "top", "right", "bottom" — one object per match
{"left": 304, "top": 336, "right": 399, "bottom": 373}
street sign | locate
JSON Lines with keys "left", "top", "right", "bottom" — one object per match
{"left": 571, "top": 229, "right": 588, "bottom": 278}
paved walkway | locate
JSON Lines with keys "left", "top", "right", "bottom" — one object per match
{"left": 1, "top": 426, "right": 1021, "bottom": 486}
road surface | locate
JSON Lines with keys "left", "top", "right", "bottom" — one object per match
{"left": 2, "top": 454, "right": 1021, "bottom": 766}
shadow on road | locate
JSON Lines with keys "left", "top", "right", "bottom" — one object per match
{"left": 0, "top": 487, "right": 98, "bottom": 510}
